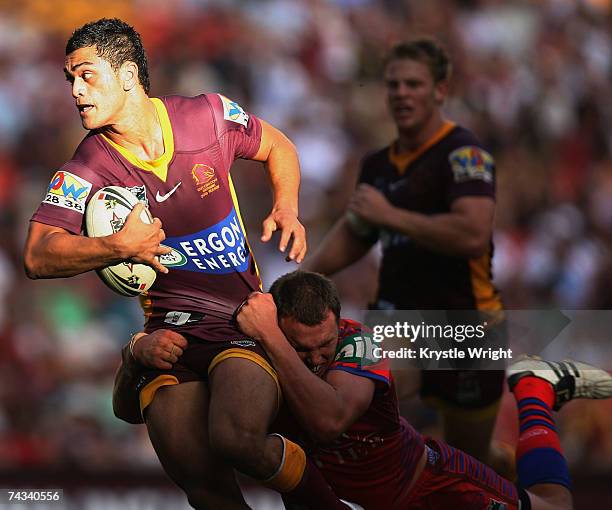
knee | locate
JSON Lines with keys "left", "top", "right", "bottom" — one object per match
{"left": 209, "top": 422, "right": 264, "bottom": 466}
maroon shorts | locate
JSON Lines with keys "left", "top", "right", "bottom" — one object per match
{"left": 407, "top": 438, "right": 520, "bottom": 510}
{"left": 112, "top": 326, "right": 278, "bottom": 424}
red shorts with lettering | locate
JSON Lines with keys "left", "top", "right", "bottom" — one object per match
{"left": 406, "top": 438, "right": 520, "bottom": 510}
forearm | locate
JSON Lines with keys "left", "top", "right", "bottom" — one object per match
{"left": 255, "top": 120, "right": 300, "bottom": 213}
{"left": 24, "top": 225, "right": 126, "bottom": 279}
{"left": 304, "top": 217, "right": 372, "bottom": 275}
{"left": 382, "top": 208, "right": 489, "bottom": 258}
{"left": 266, "top": 142, "right": 300, "bottom": 214}
{"left": 263, "top": 331, "right": 345, "bottom": 439}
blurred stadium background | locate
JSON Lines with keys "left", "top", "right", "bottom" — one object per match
{"left": 1, "top": 0, "right": 611, "bottom": 508}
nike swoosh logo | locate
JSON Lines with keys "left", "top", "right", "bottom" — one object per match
{"left": 156, "top": 181, "right": 182, "bottom": 202}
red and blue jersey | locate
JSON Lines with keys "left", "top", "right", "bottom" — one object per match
{"left": 311, "top": 319, "right": 425, "bottom": 509}
{"left": 31, "top": 94, "right": 263, "bottom": 334}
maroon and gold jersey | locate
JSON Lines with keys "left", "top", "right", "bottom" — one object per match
{"left": 357, "top": 121, "right": 502, "bottom": 311}
{"left": 31, "top": 94, "right": 263, "bottom": 331}
{"left": 311, "top": 319, "right": 425, "bottom": 509}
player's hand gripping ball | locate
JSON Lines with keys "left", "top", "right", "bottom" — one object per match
{"left": 86, "top": 186, "right": 157, "bottom": 296}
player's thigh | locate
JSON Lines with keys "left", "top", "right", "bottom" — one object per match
{"left": 145, "top": 380, "right": 242, "bottom": 498}
{"left": 208, "top": 356, "right": 279, "bottom": 442}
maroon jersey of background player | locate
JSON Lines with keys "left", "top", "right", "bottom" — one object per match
{"left": 358, "top": 122, "right": 502, "bottom": 311}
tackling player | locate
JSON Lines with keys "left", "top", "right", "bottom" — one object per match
{"left": 304, "top": 38, "right": 506, "bottom": 469}
{"left": 23, "top": 18, "right": 351, "bottom": 510}
{"left": 129, "top": 271, "right": 612, "bottom": 509}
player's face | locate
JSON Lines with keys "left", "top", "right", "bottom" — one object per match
{"left": 280, "top": 310, "right": 339, "bottom": 378}
{"left": 64, "top": 46, "right": 127, "bottom": 130}
{"left": 384, "top": 58, "right": 446, "bottom": 133}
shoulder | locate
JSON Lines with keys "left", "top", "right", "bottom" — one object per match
{"left": 362, "top": 145, "right": 391, "bottom": 168}
{"left": 441, "top": 126, "right": 495, "bottom": 184}
{"left": 359, "top": 145, "right": 391, "bottom": 181}
{"left": 200, "top": 93, "right": 252, "bottom": 130}
{"left": 442, "top": 126, "right": 494, "bottom": 163}
{"left": 335, "top": 319, "right": 379, "bottom": 367}
{"left": 63, "top": 133, "right": 114, "bottom": 184}
{"left": 333, "top": 319, "right": 391, "bottom": 388}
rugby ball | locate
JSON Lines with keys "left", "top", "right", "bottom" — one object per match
{"left": 86, "top": 186, "right": 157, "bottom": 297}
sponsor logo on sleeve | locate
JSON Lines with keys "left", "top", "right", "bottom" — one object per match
{"left": 449, "top": 146, "right": 494, "bottom": 183}
{"left": 162, "top": 209, "right": 251, "bottom": 275}
{"left": 335, "top": 333, "right": 378, "bottom": 366}
{"left": 43, "top": 170, "right": 92, "bottom": 213}
{"left": 191, "top": 164, "right": 220, "bottom": 198}
{"left": 218, "top": 94, "right": 249, "bottom": 127}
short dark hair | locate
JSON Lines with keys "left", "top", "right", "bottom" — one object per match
{"left": 269, "top": 271, "right": 341, "bottom": 326}
{"left": 384, "top": 38, "right": 451, "bottom": 83}
{"left": 66, "top": 18, "right": 150, "bottom": 94}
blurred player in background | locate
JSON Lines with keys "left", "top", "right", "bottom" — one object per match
{"left": 304, "top": 38, "right": 507, "bottom": 469}
{"left": 22, "top": 18, "right": 355, "bottom": 510}
{"left": 128, "top": 271, "right": 612, "bottom": 509}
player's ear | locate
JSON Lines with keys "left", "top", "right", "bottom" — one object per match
{"left": 434, "top": 79, "right": 449, "bottom": 105}
{"left": 121, "top": 61, "right": 139, "bottom": 92}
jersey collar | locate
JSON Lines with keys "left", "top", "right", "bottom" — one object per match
{"left": 101, "top": 98, "right": 174, "bottom": 182}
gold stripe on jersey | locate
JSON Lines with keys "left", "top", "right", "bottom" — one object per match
{"left": 101, "top": 98, "right": 174, "bottom": 182}
{"left": 389, "top": 120, "right": 456, "bottom": 175}
{"left": 469, "top": 252, "right": 503, "bottom": 311}
{"left": 139, "top": 374, "right": 179, "bottom": 415}
{"left": 139, "top": 293, "right": 153, "bottom": 322}
{"left": 228, "top": 174, "right": 263, "bottom": 290}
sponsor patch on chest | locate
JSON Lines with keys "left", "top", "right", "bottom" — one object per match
{"left": 162, "top": 209, "right": 251, "bottom": 274}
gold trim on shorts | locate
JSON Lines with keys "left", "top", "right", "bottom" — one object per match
{"left": 209, "top": 348, "right": 282, "bottom": 410}
{"left": 139, "top": 374, "right": 180, "bottom": 416}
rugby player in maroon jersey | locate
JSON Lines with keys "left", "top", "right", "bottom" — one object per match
{"left": 304, "top": 38, "right": 508, "bottom": 471}
{"left": 129, "top": 270, "right": 612, "bottom": 509}
{"left": 23, "top": 18, "right": 353, "bottom": 510}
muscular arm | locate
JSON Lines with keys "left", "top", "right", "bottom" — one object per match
{"left": 303, "top": 215, "right": 374, "bottom": 275}
{"left": 255, "top": 327, "right": 375, "bottom": 443}
{"left": 236, "top": 293, "right": 374, "bottom": 443}
{"left": 349, "top": 184, "right": 495, "bottom": 258}
{"left": 251, "top": 120, "right": 307, "bottom": 262}
{"left": 24, "top": 203, "right": 169, "bottom": 279}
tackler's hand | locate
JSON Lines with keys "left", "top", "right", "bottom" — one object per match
{"left": 130, "top": 329, "right": 188, "bottom": 370}
{"left": 235, "top": 292, "right": 281, "bottom": 343}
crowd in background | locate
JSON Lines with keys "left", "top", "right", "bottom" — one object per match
{"left": 1, "top": 0, "right": 611, "bottom": 481}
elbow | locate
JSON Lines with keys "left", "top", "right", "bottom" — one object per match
{"left": 23, "top": 252, "right": 38, "bottom": 279}
{"left": 464, "top": 236, "right": 490, "bottom": 259}
{"left": 23, "top": 250, "right": 45, "bottom": 279}
{"left": 310, "top": 418, "right": 344, "bottom": 444}
{"left": 24, "top": 259, "right": 41, "bottom": 280}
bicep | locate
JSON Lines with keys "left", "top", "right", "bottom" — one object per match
{"left": 251, "top": 119, "right": 295, "bottom": 162}
{"left": 449, "top": 196, "right": 495, "bottom": 235}
{"left": 326, "top": 369, "right": 376, "bottom": 426}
